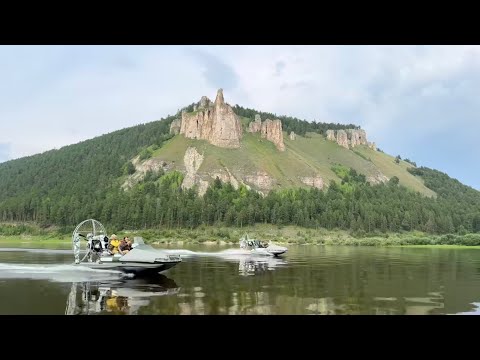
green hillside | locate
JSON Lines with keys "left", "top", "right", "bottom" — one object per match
{"left": 0, "top": 101, "right": 478, "bottom": 237}
{"left": 150, "top": 130, "right": 434, "bottom": 196}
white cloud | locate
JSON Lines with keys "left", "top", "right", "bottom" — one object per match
{"left": 0, "top": 45, "right": 479, "bottom": 189}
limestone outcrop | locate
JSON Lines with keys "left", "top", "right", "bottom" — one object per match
{"left": 179, "top": 89, "right": 243, "bottom": 148}
{"left": 336, "top": 130, "right": 349, "bottom": 149}
{"left": 199, "top": 95, "right": 211, "bottom": 109}
{"left": 121, "top": 156, "right": 171, "bottom": 190}
{"left": 300, "top": 176, "right": 324, "bottom": 189}
{"left": 367, "top": 172, "right": 389, "bottom": 184}
{"left": 211, "top": 167, "right": 240, "bottom": 190}
{"left": 346, "top": 129, "right": 360, "bottom": 147}
{"left": 177, "top": 91, "right": 287, "bottom": 152}
{"left": 181, "top": 147, "right": 209, "bottom": 195}
{"left": 169, "top": 119, "right": 181, "bottom": 135}
{"left": 247, "top": 114, "right": 262, "bottom": 133}
{"left": 261, "top": 119, "right": 285, "bottom": 151}
{"left": 325, "top": 128, "right": 374, "bottom": 150}
{"left": 244, "top": 171, "right": 274, "bottom": 191}
{"left": 247, "top": 114, "right": 285, "bottom": 151}
{"left": 326, "top": 130, "right": 336, "bottom": 141}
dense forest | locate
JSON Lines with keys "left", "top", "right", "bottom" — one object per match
{"left": 1, "top": 161, "right": 479, "bottom": 236}
{"left": 0, "top": 104, "right": 479, "bottom": 236}
{"left": 0, "top": 114, "right": 175, "bottom": 210}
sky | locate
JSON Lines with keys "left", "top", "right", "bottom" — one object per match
{"left": 0, "top": 45, "right": 479, "bottom": 190}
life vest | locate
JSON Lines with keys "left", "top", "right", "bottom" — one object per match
{"left": 109, "top": 239, "right": 120, "bottom": 253}
{"left": 106, "top": 297, "right": 119, "bottom": 311}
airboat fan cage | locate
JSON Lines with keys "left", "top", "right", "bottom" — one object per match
{"left": 72, "top": 219, "right": 108, "bottom": 264}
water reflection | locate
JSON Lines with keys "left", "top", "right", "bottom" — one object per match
{"left": 163, "top": 248, "right": 289, "bottom": 277}
{"left": 457, "top": 303, "right": 480, "bottom": 315}
{"left": 225, "top": 255, "right": 288, "bottom": 276}
{"left": 4, "top": 244, "right": 480, "bottom": 314}
{"left": 65, "top": 274, "right": 180, "bottom": 315}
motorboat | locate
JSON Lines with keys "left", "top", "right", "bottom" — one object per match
{"left": 239, "top": 233, "right": 288, "bottom": 257}
{"left": 71, "top": 219, "right": 181, "bottom": 275}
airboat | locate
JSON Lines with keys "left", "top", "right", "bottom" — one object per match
{"left": 239, "top": 233, "right": 288, "bottom": 257}
{"left": 72, "top": 219, "right": 181, "bottom": 275}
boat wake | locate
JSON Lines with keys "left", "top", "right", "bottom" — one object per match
{"left": 163, "top": 248, "right": 266, "bottom": 258}
{"left": 0, "top": 263, "right": 125, "bottom": 282}
{"left": 0, "top": 248, "right": 76, "bottom": 254}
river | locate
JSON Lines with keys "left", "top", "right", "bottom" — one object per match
{"left": 1, "top": 243, "right": 479, "bottom": 315}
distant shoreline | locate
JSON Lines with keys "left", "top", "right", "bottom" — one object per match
{"left": 1, "top": 224, "right": 479, "bottom": 247}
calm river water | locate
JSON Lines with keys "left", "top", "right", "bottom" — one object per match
{"left": 1, "top": 243, "right": 480, "bottom": 315}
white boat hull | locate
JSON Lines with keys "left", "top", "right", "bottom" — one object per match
{"left": 250, "top": 247, "right": 288, "bottom": 257}
{"left": 75, "top": 261, "right": 179, "bottom": 274}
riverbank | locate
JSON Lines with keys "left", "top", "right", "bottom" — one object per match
{"left": 1, "top": 223, "right": 479, "bottom": 247}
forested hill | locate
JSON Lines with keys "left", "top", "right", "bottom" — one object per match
{"left": 0, "top": 115, "right": 176, "bottom": 219}
{"left": 0, "top": 103, "right": 479, "bottom": 236}
{"left": 407, "top": 167, "right": 480, "bottom": 233}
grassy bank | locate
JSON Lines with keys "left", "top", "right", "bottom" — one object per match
{"left": 396, "top": 244, "right": 480, "bottom": 249}
{"left": 0, "top": 236, "right": 71, "bottom": 244}
{"left": 1, "top": 223, "right": 480, "bottom": 247}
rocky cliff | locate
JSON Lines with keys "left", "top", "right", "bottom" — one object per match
{"left": 179, "top": 89, "right": 243, "bottom": 148}
{"left": 336, "top": 130, "right": 349, "bottom": 149}
{"left": 122, "top": 156, "right": 171, "bottom": 190}
{"left": 176, "top": 90, "right": 287, "bottom": 152}
{"left": 300, "top": 175, "right": 324, "bottom": 189}
{"left": 326, "top": 130, "right": 336, "bottom": 141}
{"left": 161, "top": 90, "right": 391, "bottom": 196}
{"left": 247, "top": 114, "right": 285, "bottom": 151}
{"left": 181, "top": 147, "right": 209, "bottom": 195}
{"left": 169, "top": 119, "right": 181, "bottom": 135}
{"left": 180, "top": 147, "right": 273, "bottom": 196}
{"left": 326, "top": 128, "right": 374, "bottom": 150}
{"left": 247, "top": 114, "right": 262, "bottom": 133}
{"left": 245, "top": 171, "right": 275, "bottom": 191}
{"left": 261, "top": 119, "right": 285, "bottom": 151}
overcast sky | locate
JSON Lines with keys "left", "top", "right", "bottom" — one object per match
{"left": 0, "top": 45, "right": 478, "bottom": 190}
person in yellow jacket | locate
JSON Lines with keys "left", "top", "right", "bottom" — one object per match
{"left": 106, "top": 297, "right": 119, "bottom": 311}
{"left": 106, "top": 296, "right": 128, "bottom": 313}
{"left": 109, "top": 234, "right": 120, "bottom": 254}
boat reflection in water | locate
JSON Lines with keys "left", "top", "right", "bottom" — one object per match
{"left": 65, "top": 274, "right": 179, "bottom": 315}
{"left": 162, "top": 248, "right": 289, "bottom": 277}
{"left": 222, "top": 254, "right": 288, "bottom": 276}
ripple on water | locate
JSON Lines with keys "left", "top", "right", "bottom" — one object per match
{"left": 2, "top": 244, "right": 480, "bottom": 315}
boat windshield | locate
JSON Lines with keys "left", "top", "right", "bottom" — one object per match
{"left": 243, "top": 239, "right": 268, "bottom": 248}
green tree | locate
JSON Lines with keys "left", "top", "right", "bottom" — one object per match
{"left": 124, "top": 161, "right": 136, "bottom": 175}
{"left": 389, "top": 176, "right": 400, "bottom": 186}
{"left": 401, "top": 211, "right": 412, "bottom": 231}
{"left": 473, "top": 214, "right": 480, "bottom": 233}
